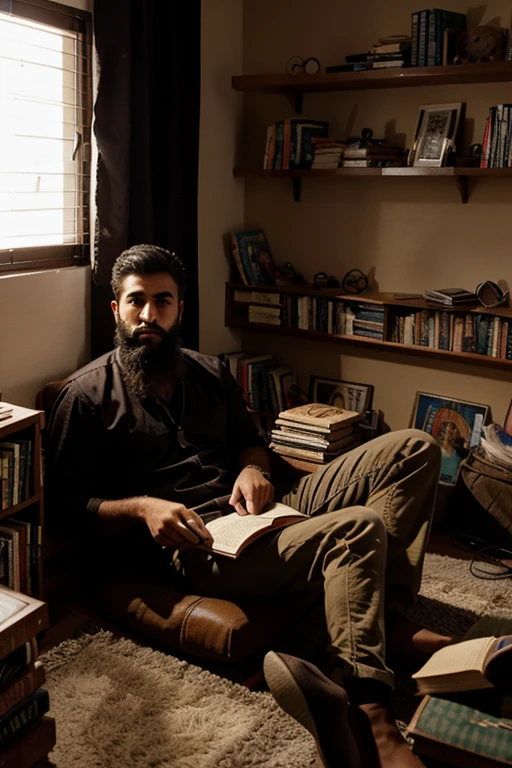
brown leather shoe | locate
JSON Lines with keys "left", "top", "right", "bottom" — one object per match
{"left": 263, "top": 651, "right": 361, "bottom": 768}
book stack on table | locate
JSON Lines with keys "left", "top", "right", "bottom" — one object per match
{"left": 0, "top": 586, "right": 54, "bottom": 768}
{"left": 269, "top": 403, "right": 363, "bottom": 464}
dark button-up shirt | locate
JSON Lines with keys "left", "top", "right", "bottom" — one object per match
{"left": 46, "top": 348, "right": 266, "bottom": 545}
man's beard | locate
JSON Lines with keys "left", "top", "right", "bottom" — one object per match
{"left": 115, "top": 319, "right": 183, "bottom": 399}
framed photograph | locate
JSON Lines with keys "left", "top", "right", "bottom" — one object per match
{"left": 408, "top": 102, "right": 463, "bottom": 167}
{"left": 411, "top": 392, "right": 490, "bottom": 486}
{"left": 309, "top": 376, "right": 374, "bottom": 414}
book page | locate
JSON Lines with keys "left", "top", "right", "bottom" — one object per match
{"left": 412, "top": 636, "right": 496, "bottom": 679}
{"left": 205, "top": 503, "right": 306, "bottom": 555}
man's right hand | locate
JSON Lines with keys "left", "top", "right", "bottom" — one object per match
{"left": 139, "top": 497, "right": 213, "bottom": 550}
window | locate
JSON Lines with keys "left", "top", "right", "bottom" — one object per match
{"left": 0, "top": 0, "right": 92, "bottom": 273}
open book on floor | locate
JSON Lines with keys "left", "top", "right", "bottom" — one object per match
{"left": 412, "top": 635, "right": 512, "bottom": 695}
{"left": 205, "top": 502, "right": 307, "bottom": 558}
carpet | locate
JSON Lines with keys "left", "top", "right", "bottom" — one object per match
{"left": 41, "top": 553, "right": 512, "bottom": 768}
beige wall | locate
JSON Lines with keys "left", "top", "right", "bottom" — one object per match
{"left": 1, "top": 0, "right": 92, "bottom": 408}
{"left": 240, "top": 0, "right": 512, "bottom": 428}
{"left": 198, "top": 0, "right": 245, "bottom": 353}
{"left": 0, "top": 268, "right": 90, "bottom": 406}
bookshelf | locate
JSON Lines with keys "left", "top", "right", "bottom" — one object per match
{"left": 0, "top": 404, "right": 44, "bottom": 599}
{"left": 232, "top": 62, "right": 512, "bottom": 111}
{"left": 233, "top": 62, "right": 512, "bottom": 202}
{"left": 233, "top": 167, "right": 512, "bottom": 203}
{"left": 225, "top": 283, "right": 512, "bottom": 372}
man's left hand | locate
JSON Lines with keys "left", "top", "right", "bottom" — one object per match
{"left": 230, "top": 467, "right": 274, "bottom": 516}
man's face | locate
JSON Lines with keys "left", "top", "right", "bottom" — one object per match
{"left": 111, "top": 272, "right": 183, "bottom": 344}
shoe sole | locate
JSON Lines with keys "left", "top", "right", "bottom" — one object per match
{"left": 264, "top": 651, "right": 328, "bottom": 768}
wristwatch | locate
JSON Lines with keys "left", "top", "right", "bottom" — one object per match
{"left": 245, "top": 464, "right": 271, "bottom": 481}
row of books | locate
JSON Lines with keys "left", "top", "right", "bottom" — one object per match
{"left": 0, "top": 520, "right": 40, "bottom": 597}
{"left": 236, "top": 294, "right": 385, "bottom": 341}
{"left": 0, "top": 439, "right": 33, "bottom": 510}
{"left": 219, "top": 351, "right": 295, "bottom": 414}
{"left": 480, "top": 104, "right": 512, "bottom": 169}
{"left": 410, "top": 8, "right": 466, "bottom": 68}
{"left": 263, "top": 119, "right": 328, "bottom": 170}
{"left": 390, "top": 310, "right": 512, "bottom": 359}
{"left": 270, "top": 404, "right": 363, "bottom": 464}
{"left": 0, "top": 586, "right": 54, "bottom": 768}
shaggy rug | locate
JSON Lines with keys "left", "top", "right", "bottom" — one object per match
{"left": 41, "top": 553, "right": 512, "bottom": 768}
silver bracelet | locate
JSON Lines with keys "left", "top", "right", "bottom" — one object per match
{"left": 245, "top": 464, "right": 271, "bottom": 481}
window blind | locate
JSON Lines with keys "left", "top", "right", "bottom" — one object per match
{"left": 0, "top": 0, "right": 91, "bottom": 272}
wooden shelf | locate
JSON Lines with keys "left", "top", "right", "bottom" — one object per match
{"left": 225, "top": 284, "right": 512, "bottom": 371}
{"left": 0, "top": 494, "right": 41, "bottom": 520}
{"left": 228, "top": 319, "right": 512, "bottom": 370}
{"left": 233, "top": 62, "right": 512, "bottom": 97}
{"left": 233, "top": 167, "right": 512, "bottom": 203}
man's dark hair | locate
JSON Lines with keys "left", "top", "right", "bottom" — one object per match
{"left": 111, "top": 244, "right": 187, "bottom": 302}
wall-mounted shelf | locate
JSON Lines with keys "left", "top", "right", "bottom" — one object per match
{"left": 233, "top": 167, "right": 512, "bottom": 203}
{"left": 233, "top": 62, "right": 512, "bottom": 112}
{"left": 225, "top": 283, "right": 512, "bottom": 371}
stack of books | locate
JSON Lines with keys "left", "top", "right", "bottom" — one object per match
{"left": 366, "top": 39, "right": 411, "bottom": 69}
{"left": 270, "top": 404, "right": 363, "bottom": 463}
{"left": 0, "top": 586, "right": 54, "bottom": 768}
{"left": 342, "top": 145, "right": 404, "bottom": 168}
{"left": 311, "top": 138, "right": 346, "bottom": 169}
{"left": 424, "top": 287, "right": 478, "bottom": 306}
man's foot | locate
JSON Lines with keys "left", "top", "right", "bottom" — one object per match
{"left": 263, "top": 651, "right": 361, "bottom": 768}
{"left": 358, "top": 701, "right": 426, "bottom": 768}
{"left": 386, "top": 616, "right": 457, "bottom": 669}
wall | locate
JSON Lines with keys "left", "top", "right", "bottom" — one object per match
{"left": 240, "top": 0, "right": 512, "bottom": 428}
{"left": 1, "top": 0, "right": 93, "bottom": 407}
{"left": 198, "top": 0, "right": 245, "bottom": 353}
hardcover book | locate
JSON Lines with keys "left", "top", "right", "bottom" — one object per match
{"left": 408, "top": 695, "right": 512, "bottom": 767}
{"left": 277, "top": 404, "right": 363, "bottom": 430}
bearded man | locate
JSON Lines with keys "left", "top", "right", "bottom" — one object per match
{"left": 47, "top": 244, "right": 454, "bottom": 768}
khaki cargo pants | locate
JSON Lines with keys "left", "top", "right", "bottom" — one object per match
{"left": 178, "top": 429, "right": 441, "bottom": 687}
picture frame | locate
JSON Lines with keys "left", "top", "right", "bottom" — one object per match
{"left": 408, "top": 102, "right": 463, "bottom": 167}
{"left": 411, "top": 392, "right": 490, "bottom": 486}
{"left": 309, "top": 376, "right": 374, "bottom": 414}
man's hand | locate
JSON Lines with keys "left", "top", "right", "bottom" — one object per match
{"left": 140, "top": 497, "right": 213, "bottom": 549}
{"left": 229, "top": 467, "right": 274, "bottom": 516}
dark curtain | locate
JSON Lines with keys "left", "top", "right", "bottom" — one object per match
{"left": 91, "top": 0, "right": 200, "bottom": 356}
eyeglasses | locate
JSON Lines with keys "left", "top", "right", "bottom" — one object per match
{"left": 475, "top": 281, "right": 510, "bottom": 309}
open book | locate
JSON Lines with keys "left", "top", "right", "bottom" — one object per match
{"left": 412, "top": 635, "right": 512, "bottom": 695}
{"left": 205, "top": 502, "right": 307, "bottom": 558}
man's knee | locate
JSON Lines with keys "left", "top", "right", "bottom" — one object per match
{"left": 329, "top": 506, "right": 387, "bottom": 541}
{"left": 386, "top": 428, "right": 441, "bottom": 465}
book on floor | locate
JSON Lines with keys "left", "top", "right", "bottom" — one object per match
{"left": 407, "top": 695, "right": 512, "bottom": 768}
{"left": 205, "top": 502, "right": 306, "bottom": 558}
{"left": 412, "top": 635, "right": 512, "bottom": 695}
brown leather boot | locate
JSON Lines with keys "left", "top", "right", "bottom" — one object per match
{"left": 263, "top": 651, "right": 361, "bottom": 768}
{"left": 345, "top": 678, "right": 426, "bottom": 768}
